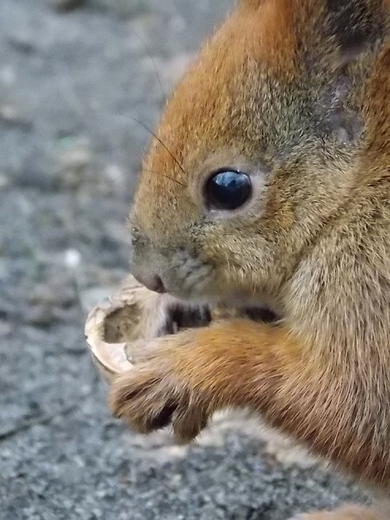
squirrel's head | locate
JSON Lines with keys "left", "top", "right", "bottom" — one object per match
{"left": 129, "top": 0, "right": 390, "bottom": 306}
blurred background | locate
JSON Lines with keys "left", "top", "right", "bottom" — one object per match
{"left": 0, "top": 1, "right": 368, "bottom": 518}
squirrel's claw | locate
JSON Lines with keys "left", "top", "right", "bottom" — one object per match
{"left": 108, "top": 334, "right": 212, "bottom": 442}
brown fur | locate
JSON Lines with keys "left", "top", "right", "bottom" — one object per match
{"left": 110, "top": 0, "right": 390, "bottom": 517}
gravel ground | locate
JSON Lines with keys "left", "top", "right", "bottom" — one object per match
{"left": 0, "top": 1, "right": 370, "bottom": 519}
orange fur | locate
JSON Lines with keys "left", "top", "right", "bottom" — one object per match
{"left": 293, "top": 504, "right": 380, "bottom": 520}
{"left": 110, "top": 0, "right": 390, "bottom": 518}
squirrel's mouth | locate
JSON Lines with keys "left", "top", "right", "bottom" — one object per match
{"left": 161, "top": 304, "right": 279, "bottom": 336}
{"left": 240, "top": 306, "right": 279, "bottom": 323}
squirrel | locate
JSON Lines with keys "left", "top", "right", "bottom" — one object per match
{"left": 108, "top": 0, "right": 390, "bottom": 518}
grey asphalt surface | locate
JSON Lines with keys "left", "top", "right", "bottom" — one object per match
{"left": 0, "top": 1, "right": 370, "bottom": 519}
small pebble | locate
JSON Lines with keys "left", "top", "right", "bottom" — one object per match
{"left": 54, "top": 138, "right": 94, "bottom": 189}
{"left": 51, "top": 0, "right": 86, "bottom": 12}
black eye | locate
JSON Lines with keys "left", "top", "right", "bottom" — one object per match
{"left": 205, "top": 169, "right": 252, "bottom": 211}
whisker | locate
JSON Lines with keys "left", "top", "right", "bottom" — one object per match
{"left": 132, "top": 28, "right": 167, "bottom": 104}
{"left": 141, "top": 169, "right": 186, "bottom": 187}
{"left": 51, "top": 61, "right": 188, "bottom": 185}
{"left": 130, "top": 116, "right": 188, "bottom": 177}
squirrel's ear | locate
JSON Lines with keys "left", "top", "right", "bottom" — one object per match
{"left": 238, "top": 0, "right": 388, "bottom": 66}
{"left": 305, "top": 1, "right": 390, "bottom": 148}
{"left": 323, "top": 0, "right": 388, "bottom": 67}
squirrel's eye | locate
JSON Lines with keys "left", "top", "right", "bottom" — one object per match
{"left": 205, "top": 169, "right": 252, "bottom": 211}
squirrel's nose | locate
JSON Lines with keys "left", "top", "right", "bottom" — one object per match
{"left": 134, "top": 272, "right": 166, "bottom": 294}
{"left": 147, "top": 275, "right": 166, "bottom": 294}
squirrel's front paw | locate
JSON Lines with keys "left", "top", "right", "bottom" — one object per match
{"left": 289, "top": 505, "right": 380, "bottom": 520}
{"left": 109, "top": 333, "right": 213, "bottom": 442}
